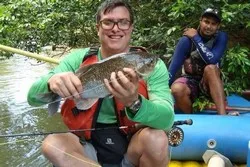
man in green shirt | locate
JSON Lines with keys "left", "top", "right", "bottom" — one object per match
{"left": 27, "top": 0, "right": 174, "bottom": 166}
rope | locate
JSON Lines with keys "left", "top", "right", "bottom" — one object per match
{"left": 44, "top": 142, "right": 101, "bottom": 167}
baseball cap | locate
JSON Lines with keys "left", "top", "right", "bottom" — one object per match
{"left": 201, "top": 8, "right": 221, "bottom": 22}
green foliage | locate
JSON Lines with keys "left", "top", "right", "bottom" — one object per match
{"left": 1, "top": 1, "right": 249, "bottom": 54}
{"left": 0, "top": 0, "right": 101, "bottom": 56}
{"left": 192, "top": 95, "right": 213, "bottom": 111}
{"left": 222, "top": 45, "right": 250, "bottom": 94}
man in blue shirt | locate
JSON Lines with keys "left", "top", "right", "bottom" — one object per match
{"left": 168, "top": 8, "right": 228, "bottom": 115}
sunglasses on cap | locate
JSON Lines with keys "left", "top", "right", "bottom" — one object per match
{"left": 204, "top": 8, "right": 219, "bottom": 14}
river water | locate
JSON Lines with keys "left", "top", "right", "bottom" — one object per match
{"left": 0, "top": 55, "right": 67, "bottom": 167}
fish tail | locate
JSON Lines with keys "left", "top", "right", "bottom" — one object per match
{"left": 36, "top": 92, "right": 61, "bottom": 116}
{"left": 48, "top": 101, "right": 61, "bottom": 116}
{"left": 36, "top": 92, "right": 60, "bottom": 103}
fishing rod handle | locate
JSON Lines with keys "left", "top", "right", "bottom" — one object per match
{"left": 173, "top": 119, "right": 193, "bottom": 126}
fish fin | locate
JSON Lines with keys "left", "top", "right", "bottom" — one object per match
{"left": 75, "top": 98, "right": 98, "bottom": 110}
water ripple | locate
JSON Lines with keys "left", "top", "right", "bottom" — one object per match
{"left": 0, "top": 55, "right": 65, "bottom": 166}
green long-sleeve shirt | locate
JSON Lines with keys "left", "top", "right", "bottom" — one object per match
{"left": 27, "top": 48, "right": 174, "bottom": 130}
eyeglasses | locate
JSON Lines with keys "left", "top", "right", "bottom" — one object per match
{"left": 99, "top": 19, "right": 131, "bottom": 30}
{"left": 205, "top": 8, "right": 219, "bottom": 14}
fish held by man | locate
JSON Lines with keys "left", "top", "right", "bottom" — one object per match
{"left": 36, "top": 51, "right": 159, "bottom": 116}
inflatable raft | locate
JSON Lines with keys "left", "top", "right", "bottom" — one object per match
{"left": 170, "top": 94, "right": 250, "bottom": 166}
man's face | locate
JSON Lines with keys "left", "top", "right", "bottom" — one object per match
{"left": 199, "top": 16, "right": 220, "bottom": 37}
{"left": 97, "top": 6, "right": 133, "bottom": 55}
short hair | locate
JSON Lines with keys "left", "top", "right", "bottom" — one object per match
{"left": 96, "top": 0, "right": 134, "bottom": 24}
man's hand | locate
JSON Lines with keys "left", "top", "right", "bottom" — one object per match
{"left": 183, "top": 58, "right": 193, "bottom": 74}
{"left": 48, "top": 72, "right": 82, "bottom": 99}
{"left": 104, "top": 68, "right": 139, "bottom": 107}
{"left": 183, "top": 28, "right": 198, "bottom": 38}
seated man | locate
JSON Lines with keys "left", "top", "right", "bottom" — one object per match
{"left": 27, "top": 0, "right": 174, "bottom": 167}
{"left": 168, "top": 8, "right": 227, "bottom": 114}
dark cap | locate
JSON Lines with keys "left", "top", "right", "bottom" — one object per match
{"left": 201, "top": 8, "right": 221, "bottom": 22}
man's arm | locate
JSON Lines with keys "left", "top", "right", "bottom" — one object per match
{"left": 27, "top": 49, "right": 88, "bottom": 106}
{"left": 126, "top": 60, "right": 175, "bottom": 131}
{"left": 191, "top": 31, "right": 228, "bottom": 64}
{"left": 168, "top": 36, "right": 192, "bottom": 85}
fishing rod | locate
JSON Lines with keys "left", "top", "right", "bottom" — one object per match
{"left": 0, "top": 44, "right": 59, "bottom": 64}
{"left": 0, "top": 126, "right": 129, "bottom": 138}
{"left": 0, "top": 119, "right": 193, "bottom": 138}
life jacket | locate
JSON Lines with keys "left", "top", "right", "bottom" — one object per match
{"left": 61, "top": 46, "right": 148, "bottom": 140}
{"left": 183, "top": 33, "right": 216, "bottom": 76}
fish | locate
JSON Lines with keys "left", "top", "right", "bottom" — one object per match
{"left": 36, "top": 51, "right": 159, "bottom": 116}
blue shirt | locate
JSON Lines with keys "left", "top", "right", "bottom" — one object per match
{"left": 168, "top": 31, "right": 228, "bottom": 85}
